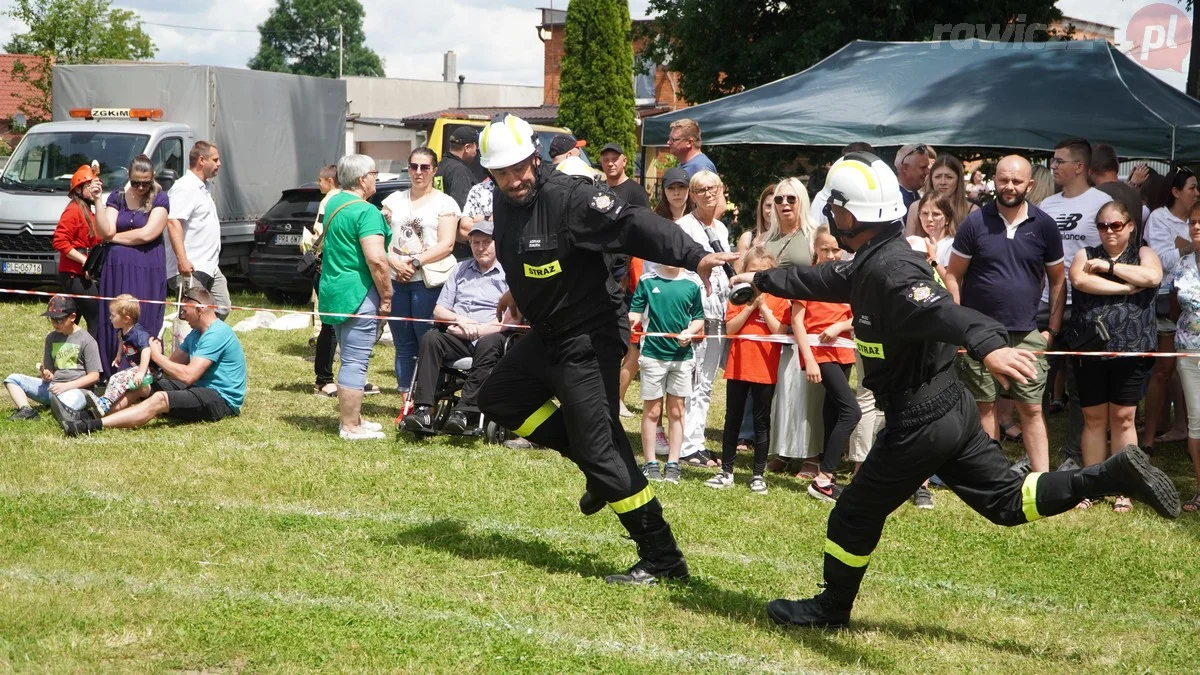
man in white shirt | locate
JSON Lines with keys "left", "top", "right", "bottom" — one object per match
{"left": 166, "top": 141, "right": 230, "bottom": 319}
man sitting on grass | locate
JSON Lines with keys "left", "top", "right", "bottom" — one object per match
{"left": 56, "top": 287, "right": 246, "bottom": 435}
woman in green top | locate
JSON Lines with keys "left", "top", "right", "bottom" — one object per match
{"left": 318, "top": 154, "right": 394, "bottom": 441}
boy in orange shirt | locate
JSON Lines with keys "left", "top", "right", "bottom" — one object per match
{"left": 706, "top": 247, "right": 791, "bottom": 494}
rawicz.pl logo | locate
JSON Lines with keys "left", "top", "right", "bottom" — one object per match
{"left": 1127, "top": 3, "right": 1192, "bottom": 72}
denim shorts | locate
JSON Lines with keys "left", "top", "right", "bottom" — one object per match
{"left": 3, "top": 373, "right": 87, "bottom": 410}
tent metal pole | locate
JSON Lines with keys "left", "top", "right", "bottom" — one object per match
{"left": 1172, "top": 126, "right": 1177, "bottom": 164}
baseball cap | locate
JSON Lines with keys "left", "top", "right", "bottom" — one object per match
{"left": 662, "top": 166, "right": 689, "bottom": 188}
{"left": 449, "top": 126, "right": 479, "bottom": 145}
{"left": 548, "top": 133, "right": 585, "bottom": 158}
{"left": 42, "top": 294, "right": 77, "bottom": 319}
{"left": 468, "top": 220, "right": 494, "bottom": 236}
{"left": 600, "top": 142, "right": 625, "bottom": 156}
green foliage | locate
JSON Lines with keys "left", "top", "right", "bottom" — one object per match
{"left": 3, "top": 0, "right": 156, "bottom": 123}
{"left": 248, "top": 0, "right": 384, "bottom": 78}
{"left": 557, "top": 0, "right": 639, "bottom": 173}
{"left": 638, "top": 0, "right": 1063, "bottom": 225}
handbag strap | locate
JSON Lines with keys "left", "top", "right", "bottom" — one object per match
{"left": 314, "top": 198, "right": 368, "bottom": 251}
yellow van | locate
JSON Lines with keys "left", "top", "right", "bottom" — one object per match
{"left": 427, "top": 115, "right": 591, "bottom": 166}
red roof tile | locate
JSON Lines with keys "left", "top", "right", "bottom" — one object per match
{"left": 0, "top": 54, "right": 52, "bottom": 119}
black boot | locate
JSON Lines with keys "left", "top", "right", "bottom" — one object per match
{"left": 1071, "top": 445, "right": 1180, "bottom": 519}
{"left": 605, "top": 498, "right": 689, "bottom": 585}
{"left": 766, "top": 584, "right": 854, "bottom": 629}
{"left": 579, "top": 490, "right": 605, "bottom": 516}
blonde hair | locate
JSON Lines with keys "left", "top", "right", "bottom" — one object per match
{"left": 110, "top": 293, "right": 141, "bottom": 321}
{"left": 742, "top": 245, "right": 778, "bottom": 271}
{"left": 752, "top": 183, "right": 775, "bottom": 244}
{"left": 669, "top": 118, "right": 702, "bottom": 146}
{"left": 765, "top": 177, "right": 817, "bottom": 257}
{"left": 810, "top": 226, "right": 839, "bottom": 264}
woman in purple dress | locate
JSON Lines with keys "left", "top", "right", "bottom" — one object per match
{"left": 91, "top": 154, "right": 169, "bottom": 378}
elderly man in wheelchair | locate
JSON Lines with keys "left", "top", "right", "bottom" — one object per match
{"left": 400, "top": 220, "right": 514, "bottom": 437}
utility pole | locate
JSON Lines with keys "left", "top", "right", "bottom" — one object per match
{"left": 339, "top": 24, "right": 344, "bottom": 78}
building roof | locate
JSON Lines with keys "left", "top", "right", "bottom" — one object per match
{"left": 0, "top": 54, "right": 51, "bottom": 119}
{"left": 350, "top": 116, "right": 409, "bottom": 128}
{"left": 400, "top": 106, "right": 560, "bottom": 126}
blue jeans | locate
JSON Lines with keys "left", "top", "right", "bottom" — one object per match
{"left": 4, "top": 373, "right": 87, "bottom": 410}
{"left": 333, "top": 289, "right": 380, "bottom": 391}
{"left": 389, "top": 280, "right": 440, "bottom": 392}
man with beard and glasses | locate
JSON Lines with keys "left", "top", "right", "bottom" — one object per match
{"left": 729, "top": 152, "right": 1179, "bottom": 630}
{"left": 474, "top": 113, "right": 737, "bottom": 585}
{"left": 947, "top": 156, "right": 1065, "bottom": 474}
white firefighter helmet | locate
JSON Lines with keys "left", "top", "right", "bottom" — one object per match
{"left": 479, "top": 113, "right": 538, "bottom": 170}
{"left": 817, "top": 153, "right": 908, "bottom": 224}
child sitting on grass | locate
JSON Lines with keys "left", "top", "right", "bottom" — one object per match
{"left": 794, "top": 227, "right": 860, "bottom": 502}
{"left": 706, "top": 247, "right": 790, "bottom": 494}
{"left": 628, "top": 263, "right": 705, "bottom": 484}
{"left": 85, "top": 294, "right": 154, "bottom": 416}
{"left": 3, "top": 295, "right": 101, "bottom": 420}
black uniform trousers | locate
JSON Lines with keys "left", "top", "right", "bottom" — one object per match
{"left": 478, "top": 321, "right": 649, "bottom": 509}
{"left": 823, "top": 381, "right": 1084, "bottom": 597}
{"left": 412, "top": 330, "right": 507, "bottom": 413}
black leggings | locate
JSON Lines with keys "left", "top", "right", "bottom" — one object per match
{"left": 313, "top": 272, "right": 337, "bottom": 387}
{"left": 59, "top": 273, "right": 100, "bottom": 341}
{"left": 819, "top": 362, "right": 861, "bottom": 474}
{"left": 721, "top": 379, "right": 775, "bottom": 475}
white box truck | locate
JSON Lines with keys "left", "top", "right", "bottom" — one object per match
{"left": 0, "top": 64, "right": 346, "bottom": 285}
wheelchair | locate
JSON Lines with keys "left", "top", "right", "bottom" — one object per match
{"left": 405, "top": 331, "right": 522, "bottom": 444}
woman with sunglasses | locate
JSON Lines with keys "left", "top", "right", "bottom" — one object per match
{"left": 1166, "top": 200, "right": 1200, "bottom": 513}
{"left": 91, "top": 154, "right": 169, "bottom": 379}
{"left": 1067, "top": 201, "right": 1161, "bottom": 512}
{"left": 1141, "top": 167, "right": 1198, "bottom": 450}
{"left": 380, "top": 147, "right": 461, "bottom": 416}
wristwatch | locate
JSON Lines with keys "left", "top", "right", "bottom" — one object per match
{"left": 1108, "top": 259, "right": 1116, "bottom": 275}
{"left": 411, "top": 256, "right": 423, "bottom": 270}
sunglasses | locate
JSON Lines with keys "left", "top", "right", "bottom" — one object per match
{"left": 408, "top": 163, "right": 434, "bottom": 172}
{"left": 1095, "top": 221, "right": 1129, "bottom": 232}
{"left": 773, "top": 195, "right": 798, "bottom": 205}
{"left": 898, "top": 144, "right": 927, "bottom": 165}
{"left": 130, "top": 180, "right": 153, "bottom": 189}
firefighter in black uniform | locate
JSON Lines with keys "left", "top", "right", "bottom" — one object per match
{"left": 730, "top": 152, "right": 1181, "bottom": 628}
{"left": 474, "top": 113, "right": 738, "bottom": 585}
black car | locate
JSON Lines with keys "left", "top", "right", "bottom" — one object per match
{"left": 247, "top": 177, "right": 409, "bottom": 299}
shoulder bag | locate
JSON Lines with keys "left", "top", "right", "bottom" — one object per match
{"left": 82, "top": 242, "right": 111, "bottom": 281}
{"left": 296, "top": 198, "right": 366, "bottom": 280}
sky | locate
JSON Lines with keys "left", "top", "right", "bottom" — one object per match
{"left": 0, "top": 0, "right": 1189, "bottom": 90}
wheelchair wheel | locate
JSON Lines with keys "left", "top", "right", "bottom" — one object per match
{"left": 432, "top": 399, "right": 454, "bottom": 430}
{"left": 484, "top": 420, "right": 508, "bottom": 445}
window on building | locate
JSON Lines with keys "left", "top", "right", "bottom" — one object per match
{"left": 635, "top": 57, "right": 657, "bottom": 106}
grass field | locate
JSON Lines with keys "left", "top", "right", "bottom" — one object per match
{"left": 1, "top": 289, "right": 1198, "bottom": 673}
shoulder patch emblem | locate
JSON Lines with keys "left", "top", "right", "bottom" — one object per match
{"left": 590, "top": 193, "right": 614, "bottom": 213}
{"left": 906, "top": 281, "right": 942, "bottom": 306}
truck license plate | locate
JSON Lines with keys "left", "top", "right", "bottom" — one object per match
{"left": 274, "top": 234, "right": 302, "bottom": 247}
{"left": 2, "top": 262, "right": 43, "bottom": 275}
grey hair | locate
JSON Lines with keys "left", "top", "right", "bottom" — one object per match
{"left": 337, "top": 154, "right": 376, "bottom": 189}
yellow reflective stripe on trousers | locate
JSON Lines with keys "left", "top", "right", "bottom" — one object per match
{"left": 824, "top": 539, "right": 870, "bottom": 568}
{"left": 609, "top": 484, "right": 654, "bottom": 514}
{"left": 513, "top": 399, "right": 558, "bottom": 437}
{"left": 1021, "top": 471, "right": 1043, "bottom": 522}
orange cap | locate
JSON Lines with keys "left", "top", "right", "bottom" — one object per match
{"left": 70, "top": 165, "right": 98, "bottom": 192}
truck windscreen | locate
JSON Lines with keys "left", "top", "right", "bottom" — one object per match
{"left": 0, "top": 131, "right": 150, "bottom": 192}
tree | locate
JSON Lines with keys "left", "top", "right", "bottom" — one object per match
{"left": 3, "top": 0, "right": 156, "bottom": 123}
{"left": 248, "top": 0, "right": 384, "bottom": 78}
{"left": 637, "top": 0, "right": 1063, "bottom": 225}
{"left": 557, "top": 0, "right": 639, "bottom": 173}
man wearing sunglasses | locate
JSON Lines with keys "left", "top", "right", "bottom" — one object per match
{"left": 894, "top": 143, "right": 931, "bottom": 210}
{"left": 166, "top": 141, "right": 231, "bottom": 320}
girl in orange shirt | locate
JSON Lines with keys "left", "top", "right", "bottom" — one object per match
{"left": 794, "top": 227, "right": 860, "bottom": 502}
{"left": 705, "top": 247, "right": 791, "bottom": 494}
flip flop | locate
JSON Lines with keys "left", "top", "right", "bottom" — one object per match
{"left": 1000, "top": 422, "right": 1023, "bottom": 444}
{"left": 1183, "top": 493, "right": 1200, "bottom": 513}
{"left": 1113, "top": 496, "right": 1133, "bottom": 513}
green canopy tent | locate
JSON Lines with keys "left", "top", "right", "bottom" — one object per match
{"left": 643, "top": 39, "right": 1200, "bottom": 161}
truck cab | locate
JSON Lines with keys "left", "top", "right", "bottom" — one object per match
{"left": 0, "top": 107, "right": 190, "bottom": 284}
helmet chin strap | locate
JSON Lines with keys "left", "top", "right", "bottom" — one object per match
{"left": 825, "top": 203, "right": 901, "bottom": 253}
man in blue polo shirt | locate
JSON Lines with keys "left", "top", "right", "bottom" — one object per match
{"left": 947, "top": 155, "right": 1065, "bottom": 474}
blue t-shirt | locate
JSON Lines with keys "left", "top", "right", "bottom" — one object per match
{"left": 119, "top": 323, "right": 152, "bottom": 368}
{"left": 680, "top": 152, "right": 718, "bottom": 178}
{"left": 952, "top": 201, "right": 1065, "bottom": 332}
{"left": 180, "top": 319, "right": 247, "bottom": 412}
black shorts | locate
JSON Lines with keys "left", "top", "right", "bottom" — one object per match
{"left": 1071, "top": 356, "right": 1153, "bottom": 408}
{"left": 153, "top": 378, "right": 236, "bottom": 422}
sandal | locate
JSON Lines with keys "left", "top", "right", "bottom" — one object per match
{"left": 766, "top": 458, "right": 791, "bottom": 474}
{"left": 681, "top": 450, "right": 718, "bottom": 468}
{"left": 1183, "top": 493, "right": 1200, "bottom": 513}
{"left": 1113, "top": 496, "right": 1133, "bottom": 513}
{"left": 1075, "top": 498, "right": 1095, "bottom": 510}
{"left": 314, "top": 383, "right": 338, "bottom": 397}
{"left": 1000, "top": 422, "right": 1023, "bottom": 444}
{"left": 794, "top": 459, "right": 820, "bottom": 480}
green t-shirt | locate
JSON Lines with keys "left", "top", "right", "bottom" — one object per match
{"left": 630, "top": 274, "right": 705, "bottom": 361}
{"left": 764, "top": 229, "right": 812, "bottom": 269}
{"left": 317, "top": 192, "right": 390, "bottom": 326}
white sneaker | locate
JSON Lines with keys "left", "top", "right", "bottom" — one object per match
{"left": 339, "top": 426, "right": 385, "bottom": 440}
{"left": 655, "top": 427, "right": 670, "bottom": 456}
{"left": 360, "top": 420, "right": 383, "bottom": 432}
{"left": 618, "top": 402, "right": 634, "bottom": 418}
{"left": 705, "top": 471, "right": 734, "bottom": 489}
{"left": 749, "top": 475, "right": 768, "bottom": 494}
